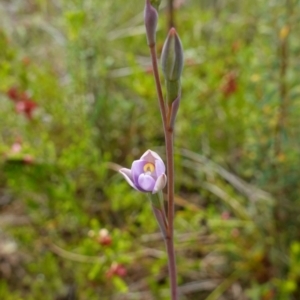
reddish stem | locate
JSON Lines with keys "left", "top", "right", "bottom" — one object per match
{"left": 149, "top": 43, "right": 178, "bottom": 300}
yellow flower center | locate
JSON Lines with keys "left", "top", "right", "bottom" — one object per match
{"left": 143, "top": 162, "right": 155, "bottom": 174}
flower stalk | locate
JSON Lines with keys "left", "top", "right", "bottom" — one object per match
{"left": 120, "top": 1, "right": 183, "bottom": 298}
{"left": 145, "top": 2, "right": 183, "bottom": 299}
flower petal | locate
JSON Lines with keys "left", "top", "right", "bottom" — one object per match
{"left": 119, "top": 168, "right": 140, "bottom": 191}
{"left": 155, "top": 159, "right": 165, "bottom": 177}
{"left": 140, "top": 149, "right": 163, "bottom": 163}
{"left": 138, "top": 174, "right": 156, "bottom": 192}
{"left": 152, "top": 174, "right": 167, "bottom": 194}
{"left": 131, "top": 160, "right": 146, "bottom": 186}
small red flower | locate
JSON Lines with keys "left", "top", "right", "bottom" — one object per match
{"left": 15, "top": 99, "right": 37, "bottom": 119}
{"left": 7, "top": 87, "right": 19, "bottom": 102}
{"left": 97, "top": 229, "right": 112, "bottom": 246}
{"left": 6, "top": 87, "right": 38, "bottom": 119}
{"left": 106, "top": 263, "right": 127, "bottom": 278}
{"left": 221, "top": 72, "right": 237, "bottom": 97}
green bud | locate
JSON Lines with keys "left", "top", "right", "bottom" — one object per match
{"left": 165, "top": 80, "right": 180, "bottom": 104}
{"left": 161, "top": 28, "right": 184, "bottom": 82}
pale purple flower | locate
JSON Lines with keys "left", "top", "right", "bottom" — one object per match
{"left": 119, "top": 150, "right": 167, "bottom": 194}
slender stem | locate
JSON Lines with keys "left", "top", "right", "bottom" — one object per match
{"left": 148, "top": 44, "right": 175, "bottom": 236}
{"left": 166, "top": 130, "right": 174, "bottom": 236}
{"left": 167, "top": 0, "right": 175, "bottom": 29}
{"left": 148, "top": 42, "right": 178, "bottom": 300}
{"left": 149, "top": 45, "right": 168, "bottom": 130}
{"left": 165, "top": 123, "right": 177, "bottom": 300}
{"left": 165, "top": 237, "right": 178, "bottom": 300}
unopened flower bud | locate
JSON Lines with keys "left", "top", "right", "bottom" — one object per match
{"left": 161, "top": 28, "right": 183, "bottom": 112}
{"left": 161, "top": 28, "right": 184, "bottom": 82}
{"left": 144, "top": 0, "right": 158, "bottom": 46}
{"left": 165, "top": 80, "right": 180, "bottom": 105}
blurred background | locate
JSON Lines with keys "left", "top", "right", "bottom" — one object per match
{"left": 0, "top": 0, "right": 300, "bottom": 299}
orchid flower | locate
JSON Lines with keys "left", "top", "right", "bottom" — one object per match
{"left": 119, "top": 150, "right": 167, "bottom": 194}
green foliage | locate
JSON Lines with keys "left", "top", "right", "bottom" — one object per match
{"left": 1, "top": 0, "right": 300, "bottom": 299}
